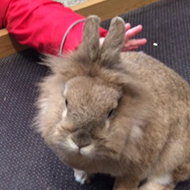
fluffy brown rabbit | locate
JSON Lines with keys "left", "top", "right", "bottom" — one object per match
{"left": 34, "top": 15, "right": 190, "bottom": 190}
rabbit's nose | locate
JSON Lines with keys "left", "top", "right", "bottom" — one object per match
{"left": 72, "top": 130, "right": 92, "bottom": 149}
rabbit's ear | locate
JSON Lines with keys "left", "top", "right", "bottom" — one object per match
{"left": 77, "top": 15, "right": 100, "bottom": 61}
{"left": 100, "top": 17, "right": 125, "bottom": 67}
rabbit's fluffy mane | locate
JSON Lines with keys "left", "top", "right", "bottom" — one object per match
{"left": 44, "top": 52, "right": 127, "bottom": 93}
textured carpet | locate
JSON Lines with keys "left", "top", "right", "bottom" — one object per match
{"left": 1, "top": 0, "right": 190, "bottom": 190}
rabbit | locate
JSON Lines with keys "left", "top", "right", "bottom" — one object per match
{"left": 34, "top": 15, "right": 190, "bottom": 190}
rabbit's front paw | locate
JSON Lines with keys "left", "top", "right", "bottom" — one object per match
{"left": 74, "top": 169, "right": 92, "bottom": 184}
{"left": 139, "top": 181, "right": 175, "bottom": 190}
{"left": 139, "top": 173, "right": 175, "bottom": 190}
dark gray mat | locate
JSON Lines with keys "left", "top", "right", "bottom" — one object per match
{"left": 1, "top": 0, "right": 190, "bottom": 189}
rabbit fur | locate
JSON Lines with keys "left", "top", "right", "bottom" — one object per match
{"left": 34, "top": 16, "right": 190, "bottom": 190}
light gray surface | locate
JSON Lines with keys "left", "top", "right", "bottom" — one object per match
{"left": 54, "top": 0, "right": 89, "bottom": 7}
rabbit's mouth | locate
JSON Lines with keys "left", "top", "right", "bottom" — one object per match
{"left": 62, "top": 136, "right": 96, "bottom": 158}
{"left": 79, "top": 144, "right": 95, "bottom": 156}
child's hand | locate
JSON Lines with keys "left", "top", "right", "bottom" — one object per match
{"left": 99, "top": 23, "right": 147, "bottom": 51}
{"left": 123, "top": 23, "right": 147, "bottom": 51}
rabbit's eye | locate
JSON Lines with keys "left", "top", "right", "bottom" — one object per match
{"left": 65, "top": 99, "right": 68, "bottom": 107}
{"left": 107, "top": 108, "right": 116, "bottom": 119}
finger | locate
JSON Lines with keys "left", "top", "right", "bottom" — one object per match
{"left": 122, "top": 46, "right": 139, "bottom": 51}
{"left": 128, "top": 45, "right": 139, "bottom": 50}
{"left": 124, "top": 38, "right": 147, "bottom": 48}
{"left": 125, "top": 25, "right": 143, "bottom": 40}
{"left": 99, "top": 37, "right": 105, "bottom": 47}
{"left": 125, "top": 23, "right": 131, "bottom": 31}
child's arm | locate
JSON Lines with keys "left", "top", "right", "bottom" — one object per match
{"left": 1, "top": 0, "right": 107, "bottom": 55}
{"left": 1, "top": 0, "right": 146, "bottom": 56}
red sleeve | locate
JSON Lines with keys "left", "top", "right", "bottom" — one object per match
{"left": 2, "top": 0, "right": 107, "bottom": 55}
